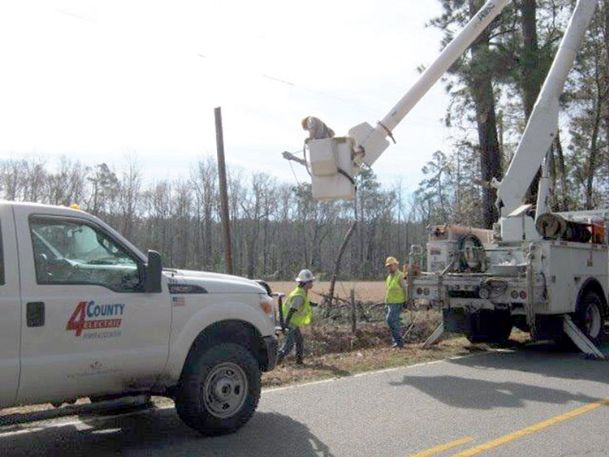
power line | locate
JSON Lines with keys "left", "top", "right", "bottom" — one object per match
{"left": 196, "top": 53, "right": 444, "bottom": 129}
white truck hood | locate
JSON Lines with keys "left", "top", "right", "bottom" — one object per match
{"left": 165, "top": 269, "right": 265, "bottom": 295}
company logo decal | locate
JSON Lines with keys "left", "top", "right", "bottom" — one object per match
{"left": 66, "top": 301, "right": 125, "bottom": 337}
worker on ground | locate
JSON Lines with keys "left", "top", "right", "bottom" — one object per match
{"left": 384, "top": 256, "right": 407, "bottom": 348}
{"left": 277, "top": 269, "right": 317, "bottom": 365}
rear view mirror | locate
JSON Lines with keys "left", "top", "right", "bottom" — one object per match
{"left": 144, "top": 250, "right": 163, "bottom": 293}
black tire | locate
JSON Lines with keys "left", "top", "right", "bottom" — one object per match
{"left": 466, "top": 311, "right": 512, "bottom": 344}
{"left": 175, "top": 343, "right": 261, "bottom": 436}
{"left": 573, "top": 290, "right": 604, "bottom": 345}
{"left": 554, "top": 290, "right": 605, "bottom": 349}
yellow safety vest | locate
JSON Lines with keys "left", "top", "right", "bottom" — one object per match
{"left": 385, "top": 271, "right": 406, "bottom": 304}
{"left": 282, "top": 286, "right": 312, "bottom": 327}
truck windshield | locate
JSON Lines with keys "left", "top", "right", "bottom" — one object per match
{"left": 30, "top": 216, "right": 141, "bottom": 292}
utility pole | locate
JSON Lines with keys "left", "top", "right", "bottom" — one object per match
{"left": 350, "top": 288, "right": 357, "bottom": 335}
{"left": 214, "top": 107, "right": 234, "bottom": 275}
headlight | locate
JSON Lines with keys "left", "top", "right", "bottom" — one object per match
{"left": 259, "top": 294, "right": 276, "bottom": 322}
{"left": 479, "top": 286, "right": 490, "bottom": 299}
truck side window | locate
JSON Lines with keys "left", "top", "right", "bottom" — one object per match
{"left": 30, "top": 216, "right": 142, "bottom": 292}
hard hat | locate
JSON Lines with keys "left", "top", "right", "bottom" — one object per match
{"left": 385, "top": 256, "right": 399, "bottom": 267}
{"left": 295, "top": 269, "right": 315, "bottom": 283}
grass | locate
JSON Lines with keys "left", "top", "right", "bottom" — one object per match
{"left": 262, "top": 337, "right": 479, "bottom": 388}
{"left": 262, "top": 327, "right": 532, "bottom": 388}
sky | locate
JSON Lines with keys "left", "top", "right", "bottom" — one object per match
{"left": 0, "top": 0, "right": 453, "bottom": 193}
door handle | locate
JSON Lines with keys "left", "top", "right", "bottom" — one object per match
{"left": 26, "top": 302, "right": 45, "bottom": 327}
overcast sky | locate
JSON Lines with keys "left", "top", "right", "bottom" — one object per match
{"left": 0, "top": 0, "right": 454, "bottom": 192}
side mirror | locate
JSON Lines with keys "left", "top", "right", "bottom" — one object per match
{"left": 144, "top": 250, "right": 163, "bottom": 293}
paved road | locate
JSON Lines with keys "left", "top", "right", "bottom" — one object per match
{"left": 2, "top": 344, "right": 609, "bottom": 456}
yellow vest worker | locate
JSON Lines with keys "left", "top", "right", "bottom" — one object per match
{"left": 384, "top": 256, "right": 407, "bottom": 348}
{"left": 385, "top": 270, "right": 407, "bottom": 304}
{"left": 282, "top": 286, "right": 313, "bottom": 328}
{"left": 277, "top": 269, "right": 317, "bottom": 365}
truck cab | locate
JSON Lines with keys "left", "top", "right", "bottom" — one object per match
{"left": 0, "top": 201, "right": 278, "bottom": 435}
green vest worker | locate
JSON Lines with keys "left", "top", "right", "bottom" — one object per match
{"left": 384, "top": 256, "right": 407, "bottom": 348}
{"left": 277, "top": 269, "right": 317, "bottom": 365}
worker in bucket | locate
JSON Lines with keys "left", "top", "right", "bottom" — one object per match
{"left": 384, "top": 257, "right": 407, "bottom": 348}
{"left": 277, "top": 269, "right": 317, "bottom": 365}
{"left": 302, "top": 116, "right": 335, "bottom": 140}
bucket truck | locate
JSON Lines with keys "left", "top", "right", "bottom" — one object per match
{"left": 294, "top": 0, "right": 607, "bottom": 357}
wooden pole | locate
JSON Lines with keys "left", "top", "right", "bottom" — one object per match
{"left": 214, "top": 107, "right": 234, "bottom": 275}
{"left": 350, "top": 288, "right": 357, "bottom": 334}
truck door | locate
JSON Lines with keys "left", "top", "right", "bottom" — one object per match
{"left": 15, "top": 211, "right": 171, "bottom": 404}
{"left": 0, "top": 205, "right": 21, "bottom": 407}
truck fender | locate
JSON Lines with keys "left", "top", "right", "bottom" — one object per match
{"left": 576, "top": 278, "right": 608, "bottom": 315}
{"left": 164, "top": 301, "right": 272, "bottom": 382}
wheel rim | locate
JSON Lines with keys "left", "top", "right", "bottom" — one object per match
{"left": 584, "top": 302, "right": 602, "bottom": 339}
{"left": 203, "top": 362, "right": 248, "bottom": 419}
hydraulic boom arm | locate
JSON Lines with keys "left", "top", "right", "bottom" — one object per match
{"left": 494, "top": 0, "right": 597, "bottom": 217}
{"left": 351, "top": 0, "right": 510, "bottom": 168}
{"left": 300, "top": 0, "right": 510, "bottom": 201}
{"left": 299, "top": 0, "right": 596, "bottom": 214}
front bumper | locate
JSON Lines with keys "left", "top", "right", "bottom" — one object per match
{"left": 262, "top": 335, "right": 278, "bottom": 371}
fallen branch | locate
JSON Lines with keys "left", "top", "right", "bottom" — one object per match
{"left": 315, "top": 291, "right": 351, "bottom": 305}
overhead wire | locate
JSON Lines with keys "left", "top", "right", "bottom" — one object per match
{"left": 197, "top": 52, "right": 443, "bottom": 129}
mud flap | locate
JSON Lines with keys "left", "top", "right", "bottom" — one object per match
{"left": 563, "top": 315, "right": 605, "bottom": 360}
{"left": 423, "top": 323, "right": 445, "bottom": 348}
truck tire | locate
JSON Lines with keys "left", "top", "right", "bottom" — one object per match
{"left": 175, "top": 343, "right": 261, "bottom": 436}
{"left": 573, "top": 290, "right": 604, "bottom": 345}
{"left": 554, "top": 290, "right": 605, "bottom": 349}
{"left": 466, "top": 311, "right": 512, "bottom": 344}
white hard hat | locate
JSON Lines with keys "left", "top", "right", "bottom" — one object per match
{"left": 295, "top": 269, "right": 315, "bottom": 283}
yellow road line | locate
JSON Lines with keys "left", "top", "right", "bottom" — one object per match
{"left": 410, "top": 436, "right": 474, "bottom": 457}
{"left": 452, "top": 398, "right": 609, "bottom": 457}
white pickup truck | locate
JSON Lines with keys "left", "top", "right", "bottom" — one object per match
{"left": 0, "top": 201, "right": 278, "bottom": 435}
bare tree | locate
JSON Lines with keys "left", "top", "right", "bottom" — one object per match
{"left": 118, "top": 157, "right": 142, "bottom": 239}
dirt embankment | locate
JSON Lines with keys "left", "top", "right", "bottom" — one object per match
{"left": 263, "top": 328, "right": 531, "bottom": 388}
{"left": 265, "top": 280, "right": 531, "bottom": 387}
